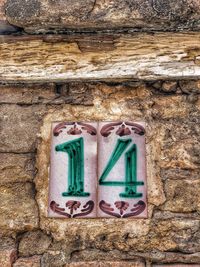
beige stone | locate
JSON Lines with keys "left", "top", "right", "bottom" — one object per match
{"left": 5, "top": 0, "right": 200, "bottom": 33}
{"left": 0, "top": 0, "right": 19, "bottom": 33}
{"left": 179, "top": 80, "right": 200, "bottom": 94}
{"left": 0, "top": 81, "right": 199, "bottom": 265}
{"left": 71, "top": 250, "right": 200, "bottom": 263}
{"left": 0, "top": 238, "right": 17, "bottom": 267}
{"left": 40, "top": 217, "right": 200, "bottom": 265}
{"left": 161, "top": 179, "right": 200, "bottom": 213}
{"left": 65, "top": 262, "right": 145, "bottom": 267}
{"left": 152, "top": 96, "right": 190, "bottom": 119}
{"left": 159, "top": 139, "right": 200, "bottom": 170}
{"left": 0, "top": 84, "right": 55, "bottom": 104}
{"left": 161, "top": 81, "right": 178, "bottom": 93}
{"left": 19, "top": 230, "right": 52, "bottom": 257}
{"left": 160, "top": 168, "right": 200, "bottom": 184}
{"left": 13, "top": 256, "right": 41, "bottom": 267}
{"left": 0, "top": 0, "right": 5, "bottom": 20}
{"left": 0, "top": 248, "right": 17, "bottom": 267}
{"left": 0, "top": 153, "right": 35, "bottom": 185}
{"left": 0, "top": 104, "right": 46, "bottom": 153}
{"left": 153, "top": 265, "right": 200, "bottom": 267}
{"left": 33, "top": 85, "right": 200, "bottom": 264}
{"left": 0, "top": 183, "right": 39, "bottom": 233}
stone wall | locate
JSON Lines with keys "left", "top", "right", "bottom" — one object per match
{"left": 0, "top": 0, "right": 200, "bottom": 266}
{"left": 0, "top": 81, "right": 199, "bottom": 266}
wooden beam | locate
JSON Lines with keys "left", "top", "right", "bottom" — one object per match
{"left": 5, "top": 0, "right": 200, "bottom": 33}
{"left": 1, "top": 33, "right": 200, "bottom": 83}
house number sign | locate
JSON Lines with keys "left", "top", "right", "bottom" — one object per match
{"left": 49, "top": 121, "right": 147, "bottom": 218}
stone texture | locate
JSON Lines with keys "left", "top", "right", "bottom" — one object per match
{"left": 65, "top": 262, "right": 145, "bottom": 267}
{"left": 0, "top": 237, "right": 17, "bottom": 267}
{"left": 0, "top": 248, "right": 17, "bottom": 267}
{"left": 0, "top": 0, "right": 5, "bottom": 20}
{"left": 0, "top": 153, "right": 35, "bottom": 185}
{"left": 152, "top": 95, "right": 190, "bottom": 120}
{"left": 5, "top": 0, "right": 200, "bottom": 33}
{"left": 19, "top": 230, "right": 52, "bottom": 257}
{"left": 179, "top": 80, "right": 200, "bottom": 94}
{"left": 0, "top": 0, "right": 19, "bottom": 34}
{"left": 153, "top": 265, "right": 200, "bottom": 267}
{"left": 0, "top": 84, "right": 55, "bottom": 104}
{"left": 161, "top": 179, "right": 200, "bottom": 213}
{"left": 70, "top": 250, "right": 200, "bottom": 264}
{"left": 0, "top": 83, "right": 94, "bottom": 105}
{"left": 0, "top": 104, "right": 47, "bottom": 153}
{"left": 41, "top": 249, "right": 70, "bottom": 267}
{"left": 0, "top": 20, "right": 19, "bottom": 34}
{"left": 13, "top": 256, "right": 41, "bottom": 267}
{"left": 54, "top": 83, "right": 94, "bottom": 105}
{"left": 160, "top": 138, "right": 200, "bottom": 170}
{"left": 161, "top": 81, "right": 178, "bottom": 93}
{"left": 0, "top": 81, "right": 200, "bottom": 265}
{"left": 0, "top": 183, "right": 39, "bottom": 234}
{"left": 160, "top": 168, "right": 200, "bottom": 182}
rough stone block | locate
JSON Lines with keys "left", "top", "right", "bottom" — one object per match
{"left": 0, "top": 237, "right": 17, "bottom": 267}
{"left": 0, "top": 0, "right": 19, "bottom": 33}
{"left": 0, "top": 84, "right": 55, "bottom": 104}
{"left": 0, "top": 183, "right": 39, "bottom": 233}
{"left": 65, "top": 262, "right": 145, "bottom": 267}
{"left": 0, "top": 104, "right": 46, "bottom": 153}
{"left": 0, "top": 83, "right": 94, "bottom": 105}
{"left": 161, "top": 179, "right": 200, "bottom": 213}
{"left": 179, "top": 80, "right": 200, "bottom": 94}
{"left": 160, "top": 169, "right": 200, "bottom": 182}
{"left": 152, "top": 96, "right": 190, "bottom": 119}
{"left": 0, "top": 0, "right": 5, "bottom": 19}
{"left": 5, "top": 0, "right": 200, "bottom": 33}
{"left": 19, "top": 230, "right": 51, "bottom": 257}
{"left": 0, "top": 153, "right": 35, "bottom": 185}
{"left": 160, "top": 138, "right": 200, "bottom": 170}
{"left": 153, "top": 265, "right": 200, "bottom": 267}
{"left": 13, "top": 256, "right": 41, "bottom": 267}
{"left": 0, "top": 248, "right": 17, "bottom": 267}
{"left": 54, "top": 83, "right": 94, "bottom": 106}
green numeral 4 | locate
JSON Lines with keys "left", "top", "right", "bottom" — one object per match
{"left": 99, "top": 139, "right": 144, "bottom": 198}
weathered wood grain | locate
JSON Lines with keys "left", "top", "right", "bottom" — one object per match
{"left": 5, "top": 0, "right": 200, "bottom": 33}
{"left": 1, "top": 33, "right": 200, "bottom": 82}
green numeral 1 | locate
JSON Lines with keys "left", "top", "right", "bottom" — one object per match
{"left": 99, "top": 139, "right": 144, "bottom": 198}
{"left": 55, "top": 137, "right": 90, "bottom": 197}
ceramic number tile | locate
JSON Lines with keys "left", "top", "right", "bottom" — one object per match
{"left": 48, "top": 122, "right": 97, "bottom": 218}
{"left": 97, "top": 121, "right": 147, "bottom": 218}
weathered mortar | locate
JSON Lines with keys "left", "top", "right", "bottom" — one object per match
{"left": 0, "top": 81, "right": 199, "bottom": 266}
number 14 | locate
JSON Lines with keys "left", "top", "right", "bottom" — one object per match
{"left": 56, "top": 138, "right": 144, "bottom": 198}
